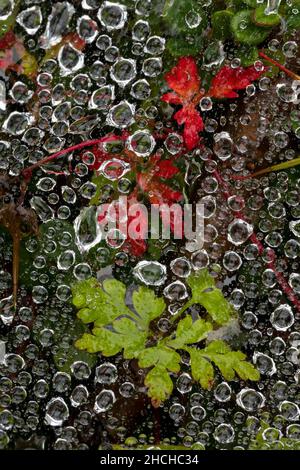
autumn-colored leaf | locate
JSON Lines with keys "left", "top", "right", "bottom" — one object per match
{"left": 97, "top": 192, "right": 148, "bottom": 257}
{"left": 163, "top": 56, "right": 201, "bottom": 101}
{"left": 152, "top": 156, "right": 180, "bottom": 179}
{"left": 137, "top": 173, "right": 182, "bottom": 207}
{"left": 161, "top": 56, "right": 204, "bottom": 150}
{"left": 174, "top": 105, "right": 204, "bottom": 151}
{"left": 208, "top": 64, "right": 267, "bottom": 99}
{"left": 162, "top": 57, "right": 267, "bottom": 150}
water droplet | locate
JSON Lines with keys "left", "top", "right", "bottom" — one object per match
{"left": 214, "top": 424, "right": 235, "bottom": 444}
{"left": 40, "top": 2, "right": 75, "bottom": 49}
{"left": 17, "top": 6, "right": 42, "bottom": 35}
{"left": 110, "top": 58, "right": 136, "bottom": 87}
{"left": 57, "top": 250, "right": 76, "bottom": 270}
{"left": 74, "top": 206, "right": 102, "bottom": 253}
{"left": 77, "top": 15, "right": 98, "bottom": 43}
{"left": 127, "top": 130, "right": 155, "bottom": 157}
{"left": 133, "top": 261, "right": 167, "bottom": 286}
{"left": 2, "top": 112, "right": 34, "bottom": 136}
{"left": 185, "top": 10, "right": 202, "bottom": 29}
{"left": 95, "top": 363, "right": 118, "bottom": 384}
{"left": 89, "top": 85, "right": 115, "bottom": 110}
{"left": 236, "top": 388, "right": 265, "bottom": 412}
{"left": 213, "top": 132, "right": 233, "bottom": 161}
{"left": 30, "top": 197, "right": 54, "bottom": 222}
{"left": 97, "top": 1, "right": 127, "bottom": 31}
{"left": 45, "top": 397, "right": 69, "bottom": 426}
{"left": 107, "top": 100, "right": 135, "bottom": 128}
{"left": 58, "top": 44, "right": 84, "bottom": 76}
{"left": 270, "top": 304, "right": 294, "bottom": 331}
{"left": 228, "top": 219, "right": 253, "bottom": 246}
{"left": 94, "top": 390, "right": 116, "bottom": 413}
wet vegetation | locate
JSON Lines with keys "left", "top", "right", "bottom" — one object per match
{"left": 0, "top": 0, "right": 300, "bottom": 451}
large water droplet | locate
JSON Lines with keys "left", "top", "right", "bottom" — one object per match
{"left": 40, "top": 2, "right": 75, "bottom": 49}
{"left": 107, "top": 100, "right": 135, "bottom": 128}
{"left": 270, "top": 304, "right": 294, "bottom": 331}
{"left": 30, "top": 197, "right": 54, "bottom": 222}
{"left": 58, "top": 44, "right": 84, "bottom": 76}
{"left": 74, "top": 206, "right": 102, "bottom": 253}
{"left": 94, "top": 390, "right": 116, "bottom": 413}
{"left": 133, "top": 261, "right": 167, "bottom": 286}
{"left": 2, "top": 112, "right": 34, "bottom": 136}
{"left": 127, "top": 130, "right": 155, "bottom": 157}
{"left": 228, "top": 219, "right": 253, "bottom": 246}
{"left": 45, "top": 397, "right": 69, "bottom": 426}
{"left": 97, "top": 1, "right": 127, "bottom": 31}
{"left": 236, "top": 388, "right": 265, "bottom": 412}
{"left": 17, "top": 6, "right": 42, "bottom": 35}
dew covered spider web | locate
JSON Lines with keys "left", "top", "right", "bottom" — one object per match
{"left": 0, "top": 0, "right": 300, "bottom": 451}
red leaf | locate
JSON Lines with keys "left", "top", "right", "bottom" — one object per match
{"left": 164, "top": 56, "right": 201, "bottom": 102}
{"left": 0, "top": 31, "right": 16, "bottom": 49}
{"left": 162, "top": 56, "right": 204, "bottom": 151}
{"left": 174, "top": 106, "right": 204, "bottom": 151}
{"left": 154, "top": 159, "right": 180, "bottom": 179}
{"left": 208, "top": 64, "right": 267, "bottom": 99}
{"left": 123, "top": 238, "right": 147, "bottom": 257}
{"left": 124, "top": 195, "right": 148, "bottom": 256}
{"left": 97, "top": 195, "right": 148, "bottom": 258}
{"left": 161, "top": 92, "right": 183, "bottom": 105}
{"left": 138, "top": 173, "right": 182, "bottom": 206}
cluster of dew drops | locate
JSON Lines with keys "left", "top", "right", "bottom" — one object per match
{"left": 0, "top": 0, "right": 300, "bottom": 450}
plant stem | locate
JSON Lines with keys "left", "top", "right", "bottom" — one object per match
{"left": 170, "top": 302, "right": 191, "bottom": 324}
{"left": 232, "top": 156, "right": 300, "bottom": 181}
{"left": 21, "top": 135, "right": 121, "bottom": 179}
{"left": 259, "top": 51, "right": 300, "bottom": 81}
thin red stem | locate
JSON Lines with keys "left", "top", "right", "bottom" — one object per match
{"left": 259, "top": 51, "right": 300, "bottom": 81}
{"left": 22, "top": 135, "right": 123, "bottom": 179}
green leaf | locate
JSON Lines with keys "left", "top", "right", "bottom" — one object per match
{"left": 285, "top": 0, "right": 300, "bottom": 30}
{"left": 235, "top": 44, "right": 259, "bottom": 66}
{"left": 253, "top": 5, "right": 281, "bottom": 26}
{"left": 212, "top": 10, "right": 234, "bottom": 40}
{"left": 92, "top": 318, "right": 148, "bottom": 359}
{"left": 189, "top": 349, "right": 215, "bottom": 389}
{"left": 73, "top": 277, "right": 166, "bottom": 358}
{"left": 144, "top": 365, "right": 174, "bottom": 405}
{"left": 137, "top": 344, "right": 181, "bottom": 403}
{"left": 138, "top": 346, "right": 181, "bottom": 373}
{"left": 76, "top": 331, "right": 122, "bottom": 356}
{"left": 163, "top": 0, "right": 207, "bottom": 34}
{"left": 204, "top": 339, "right": 231, "bottom": 354}
{"left": 73, "top": 276, "right": 258, "bottom": 405}
{"left": 72, "top": 278, "right": 134, "bottom": 327}
{"left": 181, "top": 269, "right": 235, "bottom": 325}
{"left": 167, "top": 316, "right": 212, "bottom": 349}
{"left": 167, "top": 35, "right": 203, "bottom": 57}
{"left": 201, "top": 340, "right": 260, "bottom": 382}
{"left": 231, "top": 10, "right": 272, "bottom": 45}
{"left": 187, "top": 340, "right": 260, "bottom": 388}
{"left": 132, "top": 286, "right": 166, "bottom": 328}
